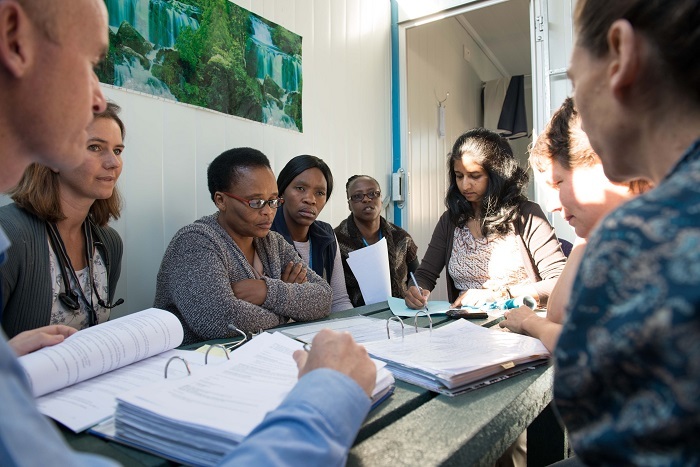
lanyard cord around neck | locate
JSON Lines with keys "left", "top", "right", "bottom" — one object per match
{"left": 46, "top": 221, "right": 98, "bottom": 326}
{"left": 361, "top": 229, "right": 383, "bottom": 247}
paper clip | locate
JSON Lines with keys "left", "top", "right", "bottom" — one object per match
{"left": 204, "top": 344, "right": 231, "bottom": 364}
{"left": 164, "top": 356, "right": 191, "bottom": 379}
{"left": 386, "top": 316, "right": 405, "bottom": 339}
{"left": 413, "top": 310, "right": 433, "bottom": 333}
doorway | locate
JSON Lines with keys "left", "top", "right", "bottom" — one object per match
{"left": 400, "top": 0, "right": 534, "bottom": 300}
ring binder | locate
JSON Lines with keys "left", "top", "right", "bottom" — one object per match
{"left": 386, "top": 316, "right": 405, "bottom": 339}
{"left": 413, "top": 310, "right": 433, "bottom": 333}
{"left": 223, "top": 324, "right": 249, "bottom": 351}
{"left": 164, "top": 356, "right": 191, "bottom": 379}
{"left": 205, "top": 344, "right": 231, "bottom": 364}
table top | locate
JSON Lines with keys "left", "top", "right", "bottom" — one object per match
{"left": 59, "top": 301, "right": 561, "bottom": 466}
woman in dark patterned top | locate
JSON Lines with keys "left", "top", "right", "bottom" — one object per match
{"left": 553, "top": 0, "right": 700, "bottom": 464}
{"left": 405, "top": 128, "right": 566, "bottom": 310}
{"left": 334, "top": 175, "right": 419, "bottom": 307}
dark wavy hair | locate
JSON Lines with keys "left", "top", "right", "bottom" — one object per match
{"left": 446, "top": 128, "right": 528, "bottom": 237}
{"left": 207, "top": 147, "right": 271, "bottom": 201}
{"left": 277, "top": 155, "right": 334, "bottom": 200}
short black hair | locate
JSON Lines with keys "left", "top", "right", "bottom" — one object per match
{"left": 277, "top": 155, "right": 334, "bottom": 200}
{"left": 345, "top": 175, "right": 380, "bottom": 196}
{"left": 207, "top": 147, "right": 271, "bottom": 201}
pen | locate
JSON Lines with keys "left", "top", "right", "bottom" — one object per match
{"left": 409, "top": 272, "right": 429, "bottom": 313}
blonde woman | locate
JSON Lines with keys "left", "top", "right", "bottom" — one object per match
{"left": 1, "top": 103, "right": 124, "bottom": 337}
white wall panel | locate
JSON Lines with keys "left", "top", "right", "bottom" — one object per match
{"left": 64, "top": 0, "right": 391, "bottom": 317}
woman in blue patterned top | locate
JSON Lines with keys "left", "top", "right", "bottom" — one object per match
{"left": 555, "top": 0, "right": 700, "bottom": 464}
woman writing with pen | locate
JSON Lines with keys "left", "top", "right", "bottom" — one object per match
{"left": 405, "top": 128, "right": 566, "bottom": 311}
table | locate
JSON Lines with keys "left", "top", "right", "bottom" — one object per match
{"left": 60, "top": 302, "right": 568, "bottom": 466}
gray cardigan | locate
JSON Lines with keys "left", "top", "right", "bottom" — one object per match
{"left": 414, "top": 201, "right": 566, "bottom": 304}
{"left": 154, "top": 214, "right": 332, "bottom": 345}
{"left": 0, "top": 203, "right": 123, "bottom": 338}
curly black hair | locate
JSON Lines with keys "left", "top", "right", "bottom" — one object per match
{"left": 445, "top": 128, "right": 528, "bottom": 237}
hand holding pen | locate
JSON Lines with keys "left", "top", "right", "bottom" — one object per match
{"left": 405, "top": 272, "right": 430, "bottom": 310}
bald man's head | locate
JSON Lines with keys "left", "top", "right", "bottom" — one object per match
{"left": 14, "top": 0, "right": 60, "bottom": 42}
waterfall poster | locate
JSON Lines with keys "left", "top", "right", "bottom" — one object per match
{"left": 99, "top": 0, "right": 303, "bottom": 132}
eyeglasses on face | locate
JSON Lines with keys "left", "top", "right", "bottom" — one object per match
{"left": 221, "top": 192, "right": 284, "bottom": 209}
{"left": 348, "top": 190, "right": 381, "bottom": 203}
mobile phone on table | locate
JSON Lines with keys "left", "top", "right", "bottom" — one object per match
{"left": 445, "top": 309, "right": 488, "bottom": 319}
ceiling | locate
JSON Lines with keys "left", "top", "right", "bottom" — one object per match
{"left": 457, "top": 0, "right": 531, "bottom": 77}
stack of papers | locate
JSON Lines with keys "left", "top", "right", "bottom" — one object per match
{"left": 19, "top": 308, "right": 191, "bottom": 432}
{"left": 362, "top": 319, "right": 550, "bottom": 396}
{"left": 92, "top": 332, "right": 394, "bottom": 466}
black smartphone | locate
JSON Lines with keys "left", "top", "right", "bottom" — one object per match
{"left": 445, "top": 309, "right": 489, "bottom": 319}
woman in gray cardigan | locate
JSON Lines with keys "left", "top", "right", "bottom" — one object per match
{"left": 406, "top": 128, "right": 566, "bottom": 310}
{"left": 154, "top": 148, "right": 332, "bottom": 345}
{"left": 0, "top": 103, "right": 124, "bottom": 338}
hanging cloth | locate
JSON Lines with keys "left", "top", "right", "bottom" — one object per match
{"left": 496, "top": 74, "right": 528, "bottom": 139}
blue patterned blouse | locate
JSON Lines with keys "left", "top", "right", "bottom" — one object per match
{"left": 554, "top": 139, "right": 700, "bottom": 466}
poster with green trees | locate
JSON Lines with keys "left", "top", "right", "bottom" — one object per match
{"left": 100, "top": 0, "right": 303, "bottom": 132}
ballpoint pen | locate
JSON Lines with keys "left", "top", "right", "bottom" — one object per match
{"left": 409, "top": 272, "right": 429, "bottom": 314}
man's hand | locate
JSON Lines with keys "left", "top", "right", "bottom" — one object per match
{"left": 9, "top": 325, "right": 77, "bottom": 357}
{"left": 292, "top": 329, "right": 376, "bottom": 398}
{"left": 281, "top": 261, "right": 307, "bottom": 284}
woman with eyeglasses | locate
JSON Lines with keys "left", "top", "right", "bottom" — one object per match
{"left": 155, "top": 148, "right": 332, "bottom": 345}
{"left": 334, "top": 175, "right": 419, "bottom": 307}
{"left": 0, "top": 103, "right": 124, "bottom": 338}
{"left": 271, "top": 155, "right": 353, "bottom": 312}
{"left": 405, "top": 128, "right": 566, "bottom": 311}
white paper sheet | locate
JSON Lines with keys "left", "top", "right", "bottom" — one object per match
{"left": 35, "top": 349, "right": 216, "bottom": 432}
{"left": 19, "top": 308, "right": 184, "bottom": 398}
{"left": 346, "top": 237, "right": 391, "bottom": 305}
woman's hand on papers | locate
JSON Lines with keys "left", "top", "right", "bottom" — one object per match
{"left": 405, "top": 285, "right": 430, "bottom": 309}
{"left": 282, "top": 261, "right": 308, "bottom": 284}
{"left": 499, "top": 306, "right": 537, "bottom": 334}
{"left": 9, "top": 325, "right": 77, "bottom": 356}
{"left": 452, "top": 288, "right": 499, "bottom": 308}
{"left": 293, "top": 329, "right": 376, "bottom": 398}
